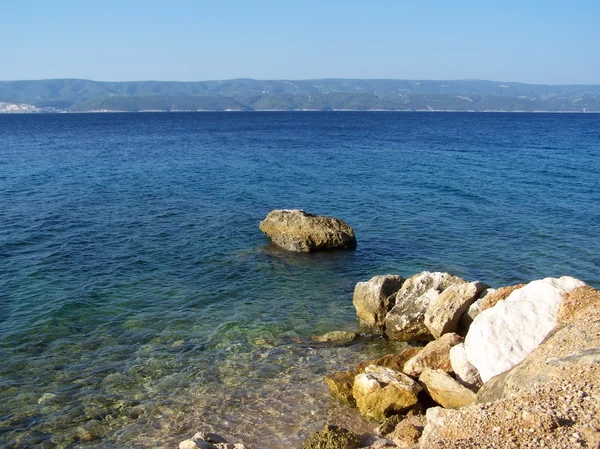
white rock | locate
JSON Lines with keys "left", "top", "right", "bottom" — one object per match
{"left": 449, "top": 343, "right": 482, "bottom": 387}
{"left": 464, "top": 276, "right": 587, "bottom": 382}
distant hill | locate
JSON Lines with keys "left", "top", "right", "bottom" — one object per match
{"left": 0, "top": 78, "right": 599, "bottom": 112}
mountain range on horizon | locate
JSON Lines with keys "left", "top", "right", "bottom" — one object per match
{"left": 1, "top": 78, "right": 599, "bottom": 113}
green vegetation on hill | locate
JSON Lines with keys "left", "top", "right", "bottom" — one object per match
{"left": 0, "top": 78, "right": 599, "bottom": 112}
{"left": 68, "top": 95, "right": 249, "bottom": 112}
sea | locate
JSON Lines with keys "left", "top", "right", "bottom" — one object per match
{"left": 1, "top": 112, "right": 599, "bottom": 448}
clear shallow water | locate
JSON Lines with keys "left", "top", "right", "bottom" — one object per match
{"left": 1, "top": 112, "right": 599, "bottom": 448}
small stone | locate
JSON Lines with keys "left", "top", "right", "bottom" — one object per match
{"left": 193, "top": 432, "right": 228, "bottom": 444}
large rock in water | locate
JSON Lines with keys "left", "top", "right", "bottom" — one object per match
{"left": 384, "top": 272, "right": 467, "bottom": 341}
{"left": 259, "top": 209, "right": 356, "bottom": 252}
{"left": 353, "top": 365, "right": 422, "bottom": 421}
{"left": 353, "top": 275, "right": 404, "bottom": 328}
{"left": 464, "top": 276, "right": 587, "bottom": 383}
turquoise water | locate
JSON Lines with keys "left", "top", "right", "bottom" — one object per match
{"left": 1, "top": 112, "right": 599, "bottom": 448}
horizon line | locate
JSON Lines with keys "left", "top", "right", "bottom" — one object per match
{"left": 2, "top": 77, "right": 600, "bottom": 87}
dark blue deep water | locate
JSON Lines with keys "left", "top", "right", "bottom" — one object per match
{"left": 1, "top": 112, "right": 599, "bottom": 448}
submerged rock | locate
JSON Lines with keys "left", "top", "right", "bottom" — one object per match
{"left": 312, "top": 331, "right": 357, "bottom": 343}
{"left": 353, "top": 275, "right": 404, "bottom": 328}
{"left": 259, "top": 209, "right": 356, "bottom": 252}
{"left": 300, "top": 424, "right": 361, "bottom": 449}
{"left": 353, "top": 365, "right": 422, "bottom": 421}
{"left": 384, "top": 272, "right": 466, "bottom": 341}
{"left": 464, "top": 276, "right": 586, "bottom": 382}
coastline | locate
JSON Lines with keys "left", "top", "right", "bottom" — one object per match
{"left": 177, "top": 273, "right": 600, "bottom": 449}
{"left": 2, "top": 109, "right": 600, "bottom": 114}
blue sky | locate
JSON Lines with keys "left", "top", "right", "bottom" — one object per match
{"left": 2, "top": 0, "right": 599, "bottom": 84}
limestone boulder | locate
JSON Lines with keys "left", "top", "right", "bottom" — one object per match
{"left": 403, "top": 332, "right": 463, "bottom": 377}
{"left": 353, "top": 275, "right": 404, "bottom": 328}
{"left": 353, "top": 365, "right": 422, "bottom": 421}
{"left": 325, "top": 347, "right": 422, "bottom": 407}
{"left": 459, "top": 287, "right": 495, "bottom": 331}
{"left": 464, "top": 276, "right": 587, "bottom": 382}
{"left": 325, "top": 370, "right": 356, "bottom": 406}
{"left": 419, "top": 369, "right": 476, "bottom": 409}
{"left": 424, "top": 281, "right": 488, "bottom": 338}
{"left": 259, "top": 209, "right": 356, "bottom": 252}
{"left": 477, "top": 287, "right": 600, "bottom": 402}
{"left": 384, "top": 272, "right": 467, "bottom": 341}
{"left": 449, "top": 343, "right": 482, "bottom": 388}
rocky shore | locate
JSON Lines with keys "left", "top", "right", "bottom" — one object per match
{"left": 178, "top": 269, "right": 599, "bottom": 449}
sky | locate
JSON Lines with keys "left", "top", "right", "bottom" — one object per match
{"left": 1, "top": 0, "right": 599, "bottom": 84}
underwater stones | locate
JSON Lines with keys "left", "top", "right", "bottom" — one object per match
{"left": 403, "top": 333, "right": 463, "bottom": 377}
{"left": 312, "top": 331, "right": 357, "bottom": 343}
{"left": 353, "top": 365, "right": 422, "bottom": 421}
{"left": 419, "top": 369, "right": 477, "bottom": 409}
{"left": 259, "top": 209, "right": 356, "bottom": 252}
{"left": 300, "top": 424, "right": 361, "bottom": 449}
{"left": 37, "top": 392, "right": 59, "bottom": 405}
{"left": 464, "top": 276, "right": 587, "bottom": 382}
{"left": 353, "top": 275, "right": 405, "bottom": 328}
{"left": 179, "top": 432, "right": 247, "bottom": 449}
{"left": 424, "top": 281, "right": 488, "bottom": 338}
{"left": 179, "top": 439, "right": 212, "bottom": 449}
{"left": 325, "top": 370, "right": 356, "bottom": 406}
{"left": 384, "top": 271, "right": 467, "bottom": 341}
